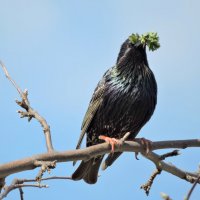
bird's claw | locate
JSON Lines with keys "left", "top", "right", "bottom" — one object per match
{"left": 99, "top": 135, "right": 120, "bottom": 153}
{"left": 135, "top": 152, "right": 139, "bottom": 160}
{"left": 134, "top": 137, "right": 152, "bottom": 154}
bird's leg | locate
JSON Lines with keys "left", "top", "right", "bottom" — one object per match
{"left": 99, "top": 135, "right": 120, "bottom": 153}
{"left": 133, "top": 137, "right": 152, "bottom": 154}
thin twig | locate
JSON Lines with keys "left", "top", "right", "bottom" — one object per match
{"left": 159, "top": 150, "right": 180, "bottom": 160}
{"left": 0, "top": 61, "right": 22, "bottom": 96}
{"left": 18, "top": 187, "right": 24, "bottom": 200}
{"left": 142, "top": 151, "right": 199, "bottom": 184}
{"left": 141, "top": 150, "right": 181, "bottom": 195}
{"left": 0, "top": 61, "right": 54, "bottom": 152}
{"left": 0, "top": 176, "right": 71, "bottom": 199}
{"left": 0, "top": 184, "right": 48, "bottom": 200}
{"left": 15, "top": 176, "right": 72, "bottom": 183}
{"left": 141, "top": 169, "right": 161, "bottom": 195}
{"left": 185, "top": 175, "right": 200, "bottom": 200}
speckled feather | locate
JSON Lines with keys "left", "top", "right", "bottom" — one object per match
{"left": 72, "top": 38, "right": 157, "bottom": 184}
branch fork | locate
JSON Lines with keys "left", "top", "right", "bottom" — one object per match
{"left": 34, "top": 160, "right": 57, "bottom": 182}
{"left": 0, "top": 61, "right": 54, "bottom": 153}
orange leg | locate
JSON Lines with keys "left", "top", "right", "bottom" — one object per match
{"left": 99, "top": 135, "right": 120, "bottom": 153}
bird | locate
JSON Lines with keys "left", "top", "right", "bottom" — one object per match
{"left": 72, "top": 33, "right": 158, "bottom": 184}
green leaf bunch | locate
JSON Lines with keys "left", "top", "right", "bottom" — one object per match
{"left": 129, "top": 32, "right": 160, "bottom": 51}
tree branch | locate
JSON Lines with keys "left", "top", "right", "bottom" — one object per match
{"left": 141, "top": 150, "right": 181, "bottom": 195}
{"left": 141, "top": 168, "right": 161, "bottom": 195}
{"left": 0, "top": 139, "right": 199, "bottom": 181}
{"left": 0, "top": 176, "right": 72, "bottom": 199}
{"left": 0, "top": 178, "right": 48, "bottom": 200}
{"left": 0, "top": 61, "right": 54, "bottom": 152}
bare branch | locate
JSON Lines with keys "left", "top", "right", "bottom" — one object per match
{"left": 159, "top": 150, "right": 180, "bottom": 160}
{"left": 141, "top": 169, "right": 161, "bottom": 195}
{"left": 0, "top": 139, "right": 199, "bottom": 182}
{"left": 142, "top": 151, "right": 199, "bottom": 183}
{"left": 0, "top": 180, "right": 48, "bottom": 200}
{"left": 0, "top": 60, "right": 22, "bottom": 96}
{"left": 0, "top": 176, "right": 71, "bottom": 199}
{"left": 0, "top": 61, "right": 54, "bottom": 152}
{"left": 22, "top": 176, "right": 72, "bottom": 182}
{"left": 141, "top": 150, "right": 181, "bottom": 195}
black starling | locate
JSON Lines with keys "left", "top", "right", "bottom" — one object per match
{"left": 72, "top": 33, "right": 159, "bottom": 184}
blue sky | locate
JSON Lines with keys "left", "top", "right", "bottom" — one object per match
{"left": 0, "top": 0, "right": 200, "bottom": 199}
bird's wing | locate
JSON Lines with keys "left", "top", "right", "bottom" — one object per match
{"left": 75, "top": 77, "right": 106, "bottom": 150}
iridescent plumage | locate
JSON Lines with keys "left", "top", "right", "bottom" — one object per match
{"left": 72, "top": 37, "right": 157, "bottom": 184}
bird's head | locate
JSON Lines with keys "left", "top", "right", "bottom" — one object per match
{"left": 117, "top": 32, "right": 160, "bottom": 65}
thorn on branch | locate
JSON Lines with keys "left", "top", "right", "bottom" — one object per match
{"left": 140, "top": 168, "right": 161, "bottom": 196}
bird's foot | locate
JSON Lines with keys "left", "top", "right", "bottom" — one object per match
{"left": 99, "top": 135, "right": 120, "bottom": 153}
{"left": 133, "top": 137, "right": 152, "bottom": 158}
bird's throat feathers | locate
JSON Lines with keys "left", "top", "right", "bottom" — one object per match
{"left": 114, "top": 57, "right": 149, "bottom": 82}
{"left": 116, "top": 47, "right": 149, "bottom": 76}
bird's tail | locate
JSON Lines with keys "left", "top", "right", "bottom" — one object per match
{"left": 72, "top": 156, "right": 104, "bottom": 184}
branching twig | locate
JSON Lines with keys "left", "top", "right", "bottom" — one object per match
{"left": 0, "top": 61, "right": 54, "bottom": 152}
{"left": 141, "top": 150, "right": 181, "bottom": 195}
{"left": 141, "top": 169, "right": 161, "bottom": 195}
{"left": 34, "top": 160, "right": 57, "bottom": 182}
{"left": 0, "top": 178, "right": 48, "bottom": 200}
{"left": 142, "top": 151, "right": 199, "bottom": 184}
{"left": 0, "top": 140, "right": 199, "bottom": 181}
{"left": 0, "top": 176, "right": 71, "bottom": 199}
